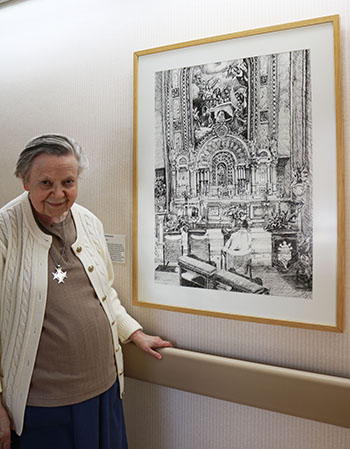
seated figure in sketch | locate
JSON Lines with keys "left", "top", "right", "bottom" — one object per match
{"left": 222, "top": 219, "right": 252, "bottom": 276}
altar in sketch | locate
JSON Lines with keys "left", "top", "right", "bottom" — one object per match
{"left": 154, "top": 50, "right": 313, "bottom": 298}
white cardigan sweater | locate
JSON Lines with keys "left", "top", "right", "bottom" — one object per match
{"left": 0, "top": 192, "right": 141, "bottom": 435}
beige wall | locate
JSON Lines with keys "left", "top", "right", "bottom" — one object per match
{"left": 0, "top": 0, "right": 349, "bottom": 447}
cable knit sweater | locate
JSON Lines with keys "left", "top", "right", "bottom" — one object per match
{"left": 0, "top": 192, "right": 141, "bottom": 435}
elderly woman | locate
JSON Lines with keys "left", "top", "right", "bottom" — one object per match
{"left": 0, "top": 135, "right": 172, "bottom": 449}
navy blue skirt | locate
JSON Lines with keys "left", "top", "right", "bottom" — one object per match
{"left": 11, "top": 380, "right": 128, "bottom": 449}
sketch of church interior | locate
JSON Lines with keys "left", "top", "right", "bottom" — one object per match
{"left": 154, "top": 49, "right": 312, "bottom": 299}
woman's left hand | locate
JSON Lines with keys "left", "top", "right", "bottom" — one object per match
{"left": 129, "top": 330, "right": 173, "bottom": 360}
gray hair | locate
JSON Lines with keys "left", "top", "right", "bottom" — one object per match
{"left": 15, "top": 134, "right": 89, "bottom": 182}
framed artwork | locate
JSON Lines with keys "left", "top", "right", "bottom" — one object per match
{"left": 133, "top": 15, "right": 344, "bottom": 331}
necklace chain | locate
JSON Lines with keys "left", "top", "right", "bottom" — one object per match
{"left": 50, "top": 220, "right": 68, "bottom": 284}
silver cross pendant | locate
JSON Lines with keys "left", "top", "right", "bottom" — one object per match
{"left": 52, "top": 265, "right": 67, "bottom": 284}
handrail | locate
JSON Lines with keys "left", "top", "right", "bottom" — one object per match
{"left": 123, "top": 344, "right": 350, "bottom": 428}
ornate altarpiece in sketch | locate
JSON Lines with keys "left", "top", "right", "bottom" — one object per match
{"left": 154, "top": 50, "right": 312, "bottom": 298}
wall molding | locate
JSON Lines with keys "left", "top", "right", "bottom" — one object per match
{"left": 124, "top": 344, "right": 350, "bottom": 428}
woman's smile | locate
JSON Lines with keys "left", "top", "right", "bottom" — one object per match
{"left": 23, "top": 153, "right": 79, "bottom": 225}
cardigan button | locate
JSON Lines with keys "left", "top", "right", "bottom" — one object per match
{"left": 88, "top": 265, "right": 94, "bottom": 272}
{"left": 116, "top": 346, "right": 120, "bottom": 353}
{"left": 76, "top": 246, "right": 82, "bottom": 253}
{"left": 102, "top": 295, "right": 107, "bottom": 302}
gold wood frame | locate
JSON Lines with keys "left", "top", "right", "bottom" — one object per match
{"left": 133, "top": 15, "right": 344, "bottom": 331}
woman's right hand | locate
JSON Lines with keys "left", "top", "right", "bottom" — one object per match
{"left": 0, "top": 397, "right": 11, "bottom": 449}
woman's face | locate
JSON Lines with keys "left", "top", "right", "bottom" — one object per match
{"left": 23, "top": 153, "right": 79, "bottom": 225}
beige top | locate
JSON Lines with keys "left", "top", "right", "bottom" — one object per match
{"left": 27, "top": 212, "right": 116, "bottom": 406}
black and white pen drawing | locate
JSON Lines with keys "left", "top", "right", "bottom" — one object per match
{"left": 154, "top": 49, "right": 312, "bottom": 299}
